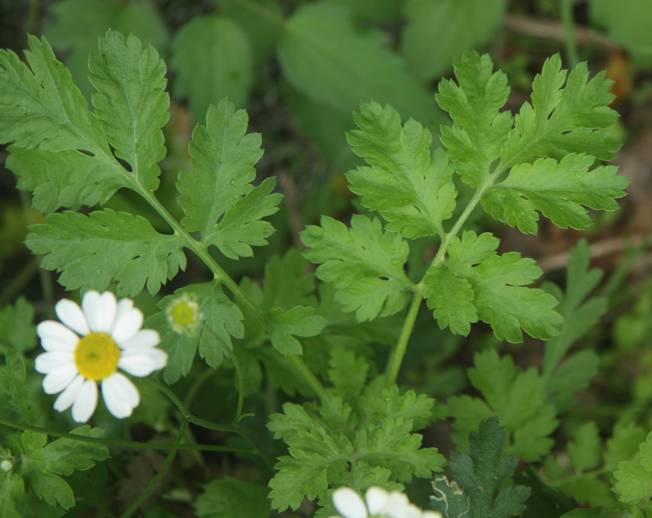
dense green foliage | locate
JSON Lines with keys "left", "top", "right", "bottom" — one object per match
{"left": 0, "top": 0, "right": 650, "bottom": 516}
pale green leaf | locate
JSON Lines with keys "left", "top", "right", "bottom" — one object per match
{"left": 424, "top": 231, "right": 562, "bottom": 342}
{"left": 435, "top": 51, "right": 512, "bottom": 187}
{"left": 279, "top": 2, "right": 441, "bottom": 125}
{"left": 346, "top": 102, "right": 457, "bottom": 238}
{"left": 500, "top": 54, "right": 620, "bottom": 168}
{"left": 483, "top": 154, "right": 628, "bottom": 234}
{"left": 89, "top": 30, "right": 169, "bottom": 191}
{"left": 177, "top": 99, "right": 281, "bottom": 258}
{"left": 171, "top": 16, "right": 253, "bottom": 119}
{"left": 402, "top": 0, "right": 506, "bottom": 80}
{"left": 301, "top": 215, "right": 413, "bottom": 321}
{"left": 44, "top": 0, "right": 167, "bottom": 95}
{"left": 26, "top": 209, "right": 186, "bottom": 296}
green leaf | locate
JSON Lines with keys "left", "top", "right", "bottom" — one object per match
{"left": 590, "top": 0, "right": 652, "bottom": 61}
{"left": 262, "top": 249, "right": 317, "bottom": 310}
{"left": 302, "top": 215, "right": 413, "bottom": 321}
{"left": 436, "top": 418, "right": 531, "bottom": 518}
{"left": 500, "top": 54, "right": 620, "bottom": 168}
{"left": 543, "top": 240, "right": 607, "bottom": 411}
{"left": 220, "top": 0, "right": 283, "bottom": 66}
{"left": 0, "top": 352, "right": 36, "bottom": 422}
{"left": 44, "top": 0, "right": 167, "bottom": 95}
{"left": 26, "top": 209, "right": 186, "bottom": 296}
{"left": 483, "top": 153, "right": 628, "bottom": 234}
{"left": 544, "top": 239, "right": 606, "bottom": 375}
{"left": 435, "top": 51, "right": 512, "bottom": 188}
{"left": 423, "top": 265, "right": 477, "bottom": 336}
{"left": 328, "top": 347, "right": 369, "bottom": 398}
{"left": 346, "top": 102, "right": 457, "bottom": 238}
{"left": 424, "top": 231, "right": 562, "bottom": 342}
{"left": 89, "top": 30, "right": 169, "bottom": 191}
{"left": 402, "top": 0, "right": 506, "bottom": 80}
{"left": 0, "top": 298, "right": 35, "bottom": 352}
{"left": 0, "top": 471, "right": 24, "bottom": 518}
{"left": 157, "top": 282, "right": 244, "bottom": 384}
{"left": 0, "top": 35, "right": 106, "bottom": 153}
{"left": 7, "top": 147, "right": 123, "bottom": 213}
{"left": 267, "top": 306, "right": 326, "bottom": 355}
{"left": 268, "top": 380, "right": 443, "bottom": 511}
{"left": 195, "top": 477, "right": 271, "bottom": 517}
{"left": 605, "top": 422, "right": 647, "bottom": 472}
{"left": 177, "top": 99, "right": 281, "bottom": 258}
{"left": 19, "top": 427, "right": 108, "bottom": 511}
{"left": 568, "top": 422, "right": 601, "bottom": 473}
{"left": 613, "top": 431, "right": 652, "bottom": 506}
{"left": 1, "top": 35, "right": 131, "bottom": 211}
{"left": 279, "top": 2, "right": 441, "bottom": 125}
{"left": 446, "top": 349, "right": 558, "bottom": 461}
{"left": 171, "top": 16, "right": 253, "bottom": 120}
{"left": 431, "top": 476, "right": 471, "bottom": 518}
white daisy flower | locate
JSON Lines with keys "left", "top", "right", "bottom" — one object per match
{"left": 35, "top": 291, "right": 167, "bottom": 423}
{"left": 331, "top": 486, "right": 442, "bottom": 518}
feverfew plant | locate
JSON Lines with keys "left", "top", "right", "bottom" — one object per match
{"left": 0, "top": 28, "right": 635, "bottom": 517}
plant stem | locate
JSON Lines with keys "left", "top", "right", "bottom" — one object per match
{"left": 136, "top": 189, "right": 326, "bottom": 398}
{"left": 385, "top": 287, "right": 423, "bottom": 386}
{"left": 0, "top": 419, "right": 253, "bottom": 455}
{"left": 229, "top": 349, "right": 246, "bottom": 423}
{"left": 383, "top": 179, "right": 494, "bottom": 384}
{"left": 153, "top": 381, "right": 273, "bottom": 467}
{"left": 120, "top": 418, "right": 189, "bottom": 518}
{"left": 0, "top": 260, "right": 38, "bottom": 307}
{"left": 560, "top": 0, "right": 579, "bottom": 67}
{"left": 287, "top": 354, "right": 326, "bottom": 398}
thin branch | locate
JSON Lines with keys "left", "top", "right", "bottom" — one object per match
{"left": 504, "top": 14, "right": 618, "bottom": 51}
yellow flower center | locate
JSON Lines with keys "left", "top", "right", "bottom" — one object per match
{"left": 167, "top": 295, "right": 200, "bottom": 335}
{"left": 74, "top": 332, "right": 121, "bottom": 381}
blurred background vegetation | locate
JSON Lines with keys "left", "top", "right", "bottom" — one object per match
{"left": 2, "top": 0, "right": 652, "bottom": 513}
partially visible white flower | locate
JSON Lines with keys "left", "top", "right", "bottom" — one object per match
{"left": 166, "top": 293, "right": 201, "bottom": 336}
{"left": 35, "top": 291, "right": 167, "bottom": 423}
{"left": 330, "top": 486, "right": 442, "bottom": 518}
{"left": 0, "top": 459, "right": 12, "bottom": 472}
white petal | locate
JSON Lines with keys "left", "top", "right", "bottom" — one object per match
{"left": 37, "top": 321, "right": 78, "bottom": 351}
{"left": 121, "top": 329, "right": 160, "bottom": 349}
{"left": 53, "top": 375, "right": 84, "bottom": 412}
{"left": 149, "top": 349, "right": 168, "bottom": 369}
{"left": 365, "top": 487, "right": 389, "bottom": 514}
{"left": 72, "top": 380, "right": 98, "bottom": 423}
{"left": 422, "top": 513, "right": 443, "bottom": 518}
{"left": 35, "top": 352, "right": 74, "bottom": 374}
{"left": 42, "top": 365, "right": 78, "bottom": 394}
{"left": 102, "top": 373, "right": 139, "bottom": 418}
{"left": 118, "top": 352, "right": 159, "bottom": 377}
{"left": 333, "top": 488, "right": 367, "bottom": 518}
{"left": 83, "top": 291, "right": 117, "bottom": 332}
{"left": 55, "top": 299, "right": 89, "bottom": 336}
{"left": 112, "top": 303, "right": 143, "bottom": 343}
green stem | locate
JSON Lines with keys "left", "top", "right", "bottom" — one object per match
{"left": 154, "top": 381, "right": 273, "bottom": 467}
{"left": 546, "top": 466, "right": 608, "bottom": 487}
{"left": 136, "top": 189, "right": 326, "bottom": 398}
{"left": 287, "top": 354, "right": 326, "bottom": 398}
{"left": 561, "top": 0, "right": 579, "bottom": 67}
{"left": 183, "top": 368, "right": 217, "bottom": 412}
{"left": 383, "top": 179, "right": 495, "bottom": 384}
{"left": 120, "top": 418, "right": 189, "bottom": 518}
{"left": 0, "top": 260, "right": 38, "bottom": 307}
{"left": 385, "top": 287, "right": 423, "bottom": 386}
{"left": 229, "top": 350, "right": 246, "bottom": 423}
{"left": 0, "top": 419, "right": 252, "bottom": 455}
